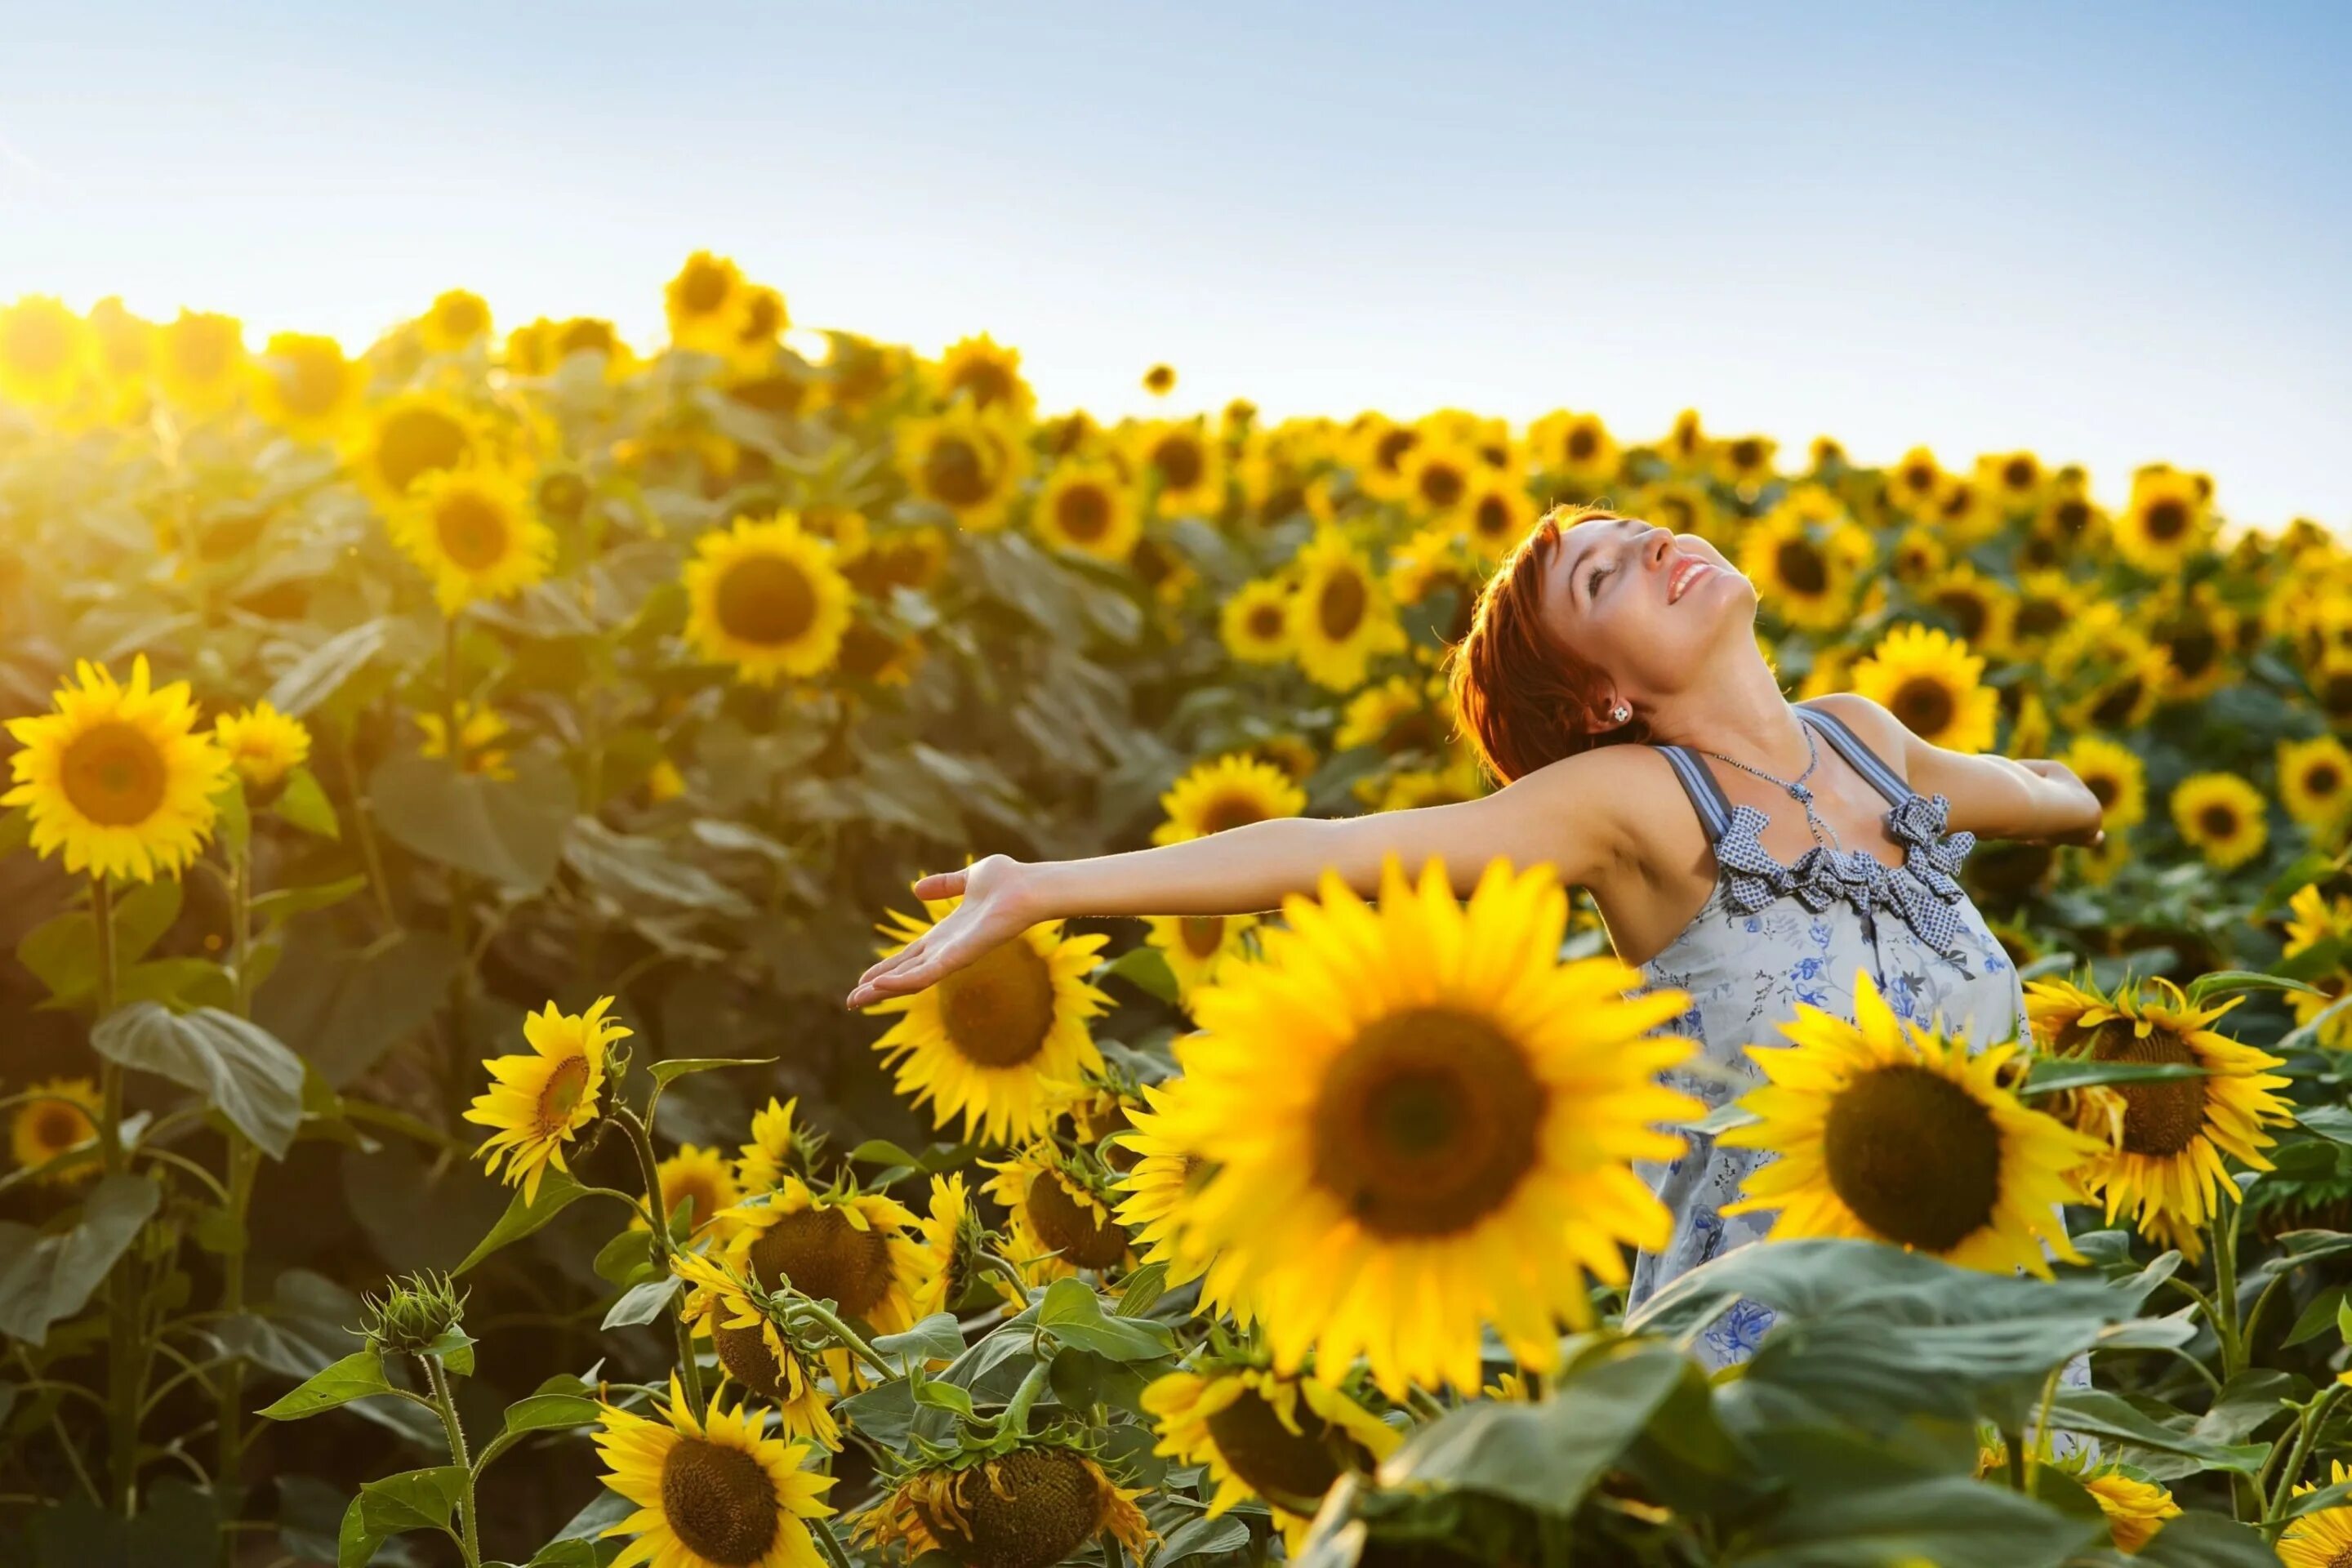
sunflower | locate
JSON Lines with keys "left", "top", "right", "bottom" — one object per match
{"left": 2169, "top": 772, "right": 2268, "bottom": 871}
{"left": 1336, "top": 673, "right": 1451, "bottom": 759}
{"left": 1885, "top": 445, "right": 1944, "bottom": 516}
{"left": 2052, "top": 609, "right": 2171, "bottom": 733}
{"left": 638, "top": 1146, "right": 745, "bottom": 1241}
{"left": 1142, "top": 363, "right": 1176, "bottom": 395}
{"left": 10, "top": 1077, "right": 101, "bottom": 1186}
{"left": 672, "top": 1251, "right": 840, "bottom": 1450}
{"left": 1922, "top": 561, "right": 2016, "bottom": 657}
{"left": 933, "top": 332, "right": 1033, "bottom": 416}
{"left": 1710, "top": 432, "right": 1777, "bottom": 491}
{"left": 595, "top": 1373, "right": 835, "bottom": 1568}
{"left": 1108, "top": 1079, "right": 1235, "bottom": 1303}
{"left": 898, "top": 407, "right": 1027, "bottom": 532}
{"left": 736, "top": 1097, "right": 809, "bottom": 1196}
{"left": 666, "top": 251, "right": 755, "bottom": 356}
{"left": 1142, "top": 1364, "right": 1400, "bottom": 1553}
{"left": 1976, "top": 449, "right": 2047, "bottom": 514}
{"left": 2283, "top": 1459, "right": 2352, "bottom": 1568}
{"left": 212, "top": 701, "right": 310, "bottom": 793}
{"left": 3, "top": 655, "right": 230, "bottom": 883}
{"left": 1930, "top": 473, "right": 2003, "bottom": 547}
{"left": 420, "top": 289, "right": 493, "bottom": 354}
{"left": 1886, "top": 525, "right": 1948, "bottom": 586}
{"left": 2113, "top": 466, "right": 2212, "bottom": 574}
{"left": 984, "top": 1143, "right": 1134, "bottom": 1284}
{"left": 2025, "top": 975, "right": 2292, "bottom": 1251}
{"left": 85, "top": 297, "right": 155, "bottom": 412}
{"left": 1739, "top": 506, "right": 1871, "bottom": 633}
{"left": 1031, "top": 461, "right": 1139, "bottom": 563}
{"left": 1659, "top": 408, "right": 1708, "bottom": 471}
{"left": 1150, "top": 754, "right": 1307, "bottom": 846}
{"left": 865, "top": 883, "right": 1113, "bottom": 1145}
{"left": 1349, "top": 415, "right": 1423, "bottom": 502}
{"left": 730, "top": 285, "right": 790, "bottom": 371}
{"left": 681, "top": 515, "right": 853, "bottom": 685}
{"left": 721, "top": 1179, "right": 925, "bottom": 1339}
{"left": 1846, "top": 623, "right": 1998, "bottom": 753}
{"left": 1143, "top": 912, "right": 1259, "bottom": 1004}
{"left": 249, "top": 332, "right": 365, "bottom": 443}
{"left": 906, "top": 1173, "right": 986, "bottom": 1321}
{"left": 1288, "top": 527, "right": 1405, "bottom": 691}
{"left": 462, "top": 996, "right": 628, "bottom": 1204}
{"left": 858, "top": 1444, "right": 1152, "bottom": 1568}
{"left": 1460, "top": 477, "right": 1537, "bottom": 563}
{"left": 2008, "top": 568, "right": 2078, "bottom": 653}
{"left": 1399, "top": 439, "right": 1478, "bottom": 519}
{"left": 1218, "top": 577, "right": 1295, "bottom": 665}
{"left": 2059, "top": 735, "right": 2148, "bottom": 833}
{"left": 1236, "top": 443, "right": 1310, "bottom": 528}
{"left": 2147, "top": 585, "right": 2238, "bottom": 705}
{"left": 1976, "top": 1435, "right": 2178, "bottom": 1554}
{"left": 1361, "top": 751, "right": 1487, "bottom": 813}
{"left": 2280, "top": 735, "right": 2352, "bottom": 834}
{"left": 1165, "top": 855, "right": 1699, "bottom": 1396}
{"left": 1248, "top": 733, "right": 1321, "bottom": 784}
{"left": 1720, "top": 970, "right": 2100, "bottom": 1276}
{"left": 2283, "top": 884, "right": 2352, "bottom": 1050}
{"left": 1384, "top": 522, "right": 1467, "bottom": 608}
{"left": 1526, "top": 409, "right": 1618, "bottom": 492}
{"left": 0, "top": 295, "right": 94, "bottom": 408}
{"left": 346, "top": 391, "right": 489, "bottom": 510}
{"left": 154, "top": 309, "right": 247, "bottom": 416}
{"left": 1131, "top": 418, "right": 1226, "bottom": 519}
{"left": 388, "top": 465, "right": 555, "bottom": 614}
{"left": 416, "top": 701, "right": 514, "bottom": 779}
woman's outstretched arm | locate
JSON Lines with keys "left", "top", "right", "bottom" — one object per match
{"left": 1811, "top": 691, "right": 2106, "bottom": 847}
{"left": 841, "top": 742, "right": 1653, "bottom": 1009}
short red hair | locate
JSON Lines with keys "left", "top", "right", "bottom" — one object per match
{"left": 1444, "top": 504, "right": 1649, "bottom": 785}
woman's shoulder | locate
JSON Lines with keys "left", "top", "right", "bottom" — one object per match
{"left": 1795, "top": 693, "right": 1915, "bottom": 787}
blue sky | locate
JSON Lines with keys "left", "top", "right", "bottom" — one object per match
{"left": 2, "top": 1, "right": 2344, "bottom": 525}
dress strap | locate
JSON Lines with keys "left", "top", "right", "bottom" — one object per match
{"left": 1653, "top": 745, "right": 1739, "bottom": 845}
{"left": 1794, "top": 704, "right": 1911, "bottom": 807}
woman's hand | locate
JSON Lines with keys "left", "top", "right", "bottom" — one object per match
{"left": 844, "top": 855, "right": 1041, "bottom": 1010}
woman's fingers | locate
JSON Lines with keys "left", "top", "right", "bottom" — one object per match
{"left": 911, "top": 868, "right": 968, "bottom": 898}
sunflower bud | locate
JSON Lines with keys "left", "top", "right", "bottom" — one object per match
{"left": 361, "top": 1270, "right": 469, "bottom": 1357}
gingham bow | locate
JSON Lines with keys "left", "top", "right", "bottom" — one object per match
{"left": 1713, "top": 797, "right": 1976, "bottom": 953}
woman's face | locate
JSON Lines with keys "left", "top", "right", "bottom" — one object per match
{"left": 1536, "top": 516, "right": 1756, "bottom": 715}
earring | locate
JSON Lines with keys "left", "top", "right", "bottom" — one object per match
{"left": 1610, "top": 703, "right": 1631, "bottom": 724}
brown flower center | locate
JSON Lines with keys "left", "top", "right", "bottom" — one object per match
{"left": 1565, "top": 425, "right": 1599, "bottom": 463}
{"left": 2307, "top": 763, "right": 2345, "bottom": 800}
{"left": 746, "top": 1205, "right": 894, "bottom": 1318}
{"left": 34, "top": 1106, "right": 87, "bottom": 1154}
{"left": 434, "top": 490, "right": 513, "bottom": 571}
{"left": 915, "top": 1450, "right": 1102, "bottom": 1568}
{"left": 714, "top": 1322, "right": 796, "bottom": 1403}
{"left": 1203, "top": 1386, "right": 1365, "bottom": 1511}
{"left": 923, "top": 436, "right": 993, "bottom": 509}
{"left": 1374, "top": 429, "right": 1419, "bottom": 474}
{"left": 2091, "top": 1022, "right": 2206, "bottom": 1157}
{"left": 2086, "top": 774, "right": 2119, "bottom": 808}
{"left": 660, "top": 1436, "right": 781, "bottom": 1567}
{"left": 678, "top": 259, "right": 733, "bottom": 316}
{"left": 1472, "top": 494, "right": 1512, "bottom": 540}
{"left": 1317, "top": 568, "right": 1368, "bottom": 641}
{"left": 1935, "top": 590, "right": 1989, "bottom": 643}
{"left": 1726, "top": 438, "right": 1766, "bottom": 471}
{"left": 534, "top": 1054, "right": 593, "bottom": 1134}
{"left": 1151, "top": 434, "right": 1205, "bottom": 492}
{"left": 1891, "top": 677, "right": 1958, "bottom": 740}
{"left": 1775, "top": 540, "right": 1828, "bottom": 596}
{"left": 1198, "top": 790, "right": 1272, "bottom": 835}
{"left": 937, "top": 938, "right": 1056, "bottom": 1067}
{"left": 1054, "top": 484, "right": 1113, "bottom": 543}
{"left": 1823, "top": 1064, "right": 2001, "bottom": 1253}
{"left": 2198, "top": 804, "right": 2240, "bottom": 840}
{"left": 1417, "top": 462, "right": 1466, "bottom": 511}
{"left": 1246, "top": 604, "right": 1285, "bottom": 640}
{"left": 2016, "top": 599, "right": 2064, "bottom": 639}
{"left": 715, "top": 554, "right": 817, "bottom": 647}
{"left": 950, "top": 359, "right": 1017, "bottom": 410}
{"left": 2142, "top": 499, "right": 2189, "bottom": 541}
{"left": 374, "top": 406, "right": 469, "bottom": 497}
{"left": 1025, "top": 1172, "right": 1129, "bottom": 1269}
{"left": 1179, "top": 915, "right": 1227, "bottom": 960}
{"left": 60, "top": 721, "right": 168, "bottom": 827}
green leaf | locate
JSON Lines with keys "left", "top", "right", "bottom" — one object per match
{"left": 911, "top": 1376, "right": 978, "bottom": 1418}
{"left": 423, "top": 1327, "right": 476, "bottom": 1376}
{"left": 872, "top": 1312, "right": 966, "bottom": 1367}
{"left": 1035, "top": 1276, "right": 1176, "bottom": 1362}
{"left": 338, "top": 1465, "right": 468, "bottom": 1568}
{"left": 601, "top": 1276, "right": 682, "bottom": 1330}
{"left": 592, "top": 1228, "right": 655, "bottom": 1286}
{"left": 16, "top": 908, "right": 97, "bottom": 1001}
{"left": 1156, "top": 1514, "right": 1252, "bottom": 1566}
{"left": 2019, "top": 1057, "right": 2211, "bottom": 1097}
{"left": 564, "top": 817, "right": 754, "bottom": 915}
{"left": 1735, "top": 1438, "right": 2100, "bottom": 1568}
{"left": 114, "top": 879, "right": 185, "bottom": 966}
{"left": 2297, "top": 1105, "right": 2352, "bottom": 1147}
{"left": 2187, "top": 969, "right": 2324, "bottom": 1004}
{"left": 454, "top": 1167, "right": 590, "bottom": 1276}
{"left": 272, "top": 766, "right": 342, "bottom": 839}
{"left": 2047, "top": 1390, "right": 2270, "bottom": 1472}
{"left": 255, "top": 925, "right": 462, "bottom": 1089}
{"left": 499, "top": 1392, "right": 601, "bottom": 1440}
{"left": 256, "top": 1348, "right": 396, "bottom": 1420}
{"left": 2287, "top": 1285, "right": 2350, "bottom": 1347}
{"left": 1098, "top": 944, "right": 1179, "bottom": 1005}
{"left": 1113, "top": 1262, "right": 1169, "bottom": 1318}
{"left": 250, "top": 875, "right": 369, "bottom": 926}
{"left": 648, "top": 1055, "right": 776, "bottom": 1088}
{"left": 369, "top": 750, "right": 577, "bottom": 893}
{"left": 2130, "top": 1509, "right": 2292, "bottom": 1566}
{"left": 0, "top": 1174, "right": 161, "bottom": 1343}
{"left": 90, "top": 1002, "right": 305, "bottom": 1160}
{"left": 0, "top": 804, "right": 29, "bottom": 858}
{"left": 265, "top": 619, "right": 390, "bottom": 718}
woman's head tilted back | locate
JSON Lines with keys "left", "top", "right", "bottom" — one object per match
{"left": 1445, "top": 503, "right": 1756, "bottom": 784}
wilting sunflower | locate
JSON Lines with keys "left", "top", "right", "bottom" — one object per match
{"left": 735, "top": 1097, "right": 809, "bottom": 1196}
{"left": 1166, "top": 855, "right": 1699, "bottom": 1396}
{"left": 1739, "top": 506, "right": 1872, "bottom": 633}
{"left": 2283, "top": 1460, "right": 2352, "bottom": 1568}
{"left": 1031, "top": 461, "right": 1140, "bottom": 562}
{"left": 420, "top": 288, "right": 492, "bottom": 354}
{"left": 2059, "top": 735, "right": 2148, "bottom": 833}
{"left": 865, "top": 880, "right": 1113, "bottom": 1144}
{"left": 2168, "top": 771, "right": 2268, "bottom": 871}
{"left": 858, "top": 1443, "right": 1152, "bottom": 1568}
{"left": 721, "top": 1178, "right": 925, "bottom": 1338}
{"left": 1142, "top": 911, "right": 1259, "bottom": 1004}
{"left": 2279, "top": 735, "right": 2352, "bottom": 833}
{"left": 154, "top": 309, "right": 247, "bottom": 416}
{"left": 2113, "top": 465, "right": 2212, "bottom": 574}
{"left": 462, "top": 996, "right": 629, "bottom": 1204}
{"left": 1288, "top": 527, "right": 1406, "bottom": 691}
{"left": 639, "top": 1146, "right": 744, "bottom": 1241}
{"left": 1218, "top": 577, "right": 1294, "bottom": 665}
{"left": 898, "top": 407, "right": 1027, "bottom": 531}
{"left": 10, "top": 1077, "right": 100, "bottom": 1185}
{"left": 1143, "top": 1363, "right": 1400, "bottom": 1554}
{"left": 595, "top": 1372, "right": 835, "bottom": 1568}
{"left": 666, "top": 251, "right": 755, "bottom": 355}
{"left": 906, "top": 1173, "right": 985, "bottom": 1321}
{"left": 3, "top": 655, "right": 230, "bottom": 883}
{"left": 983, "top": 1143, "right": 1134, "bottom": 1284}
{"left": 248, "top": 332, "right": 365, "bottom": 443}
{"left": 1131, "top": 418, "right": 1227, "bottom": 519}
{"left": 212, "top": 701, "right": 310, "bottom": 792}
{"left": 2025, "top": 975, "right": 2291, "bottom": 1251}
{"left": 1846, "top": 623, "right": 1998, "bottom": 753}
{"left": 416, "top": 701, "right": 514, "bottom": 779}
{"left": 672, "top": 1251, "right": 840, "bottom": 1450}
{"left": 388, "top": 465, "right": 555, "bottom": 614}
{"left": 1527, "top": 409, "right": 1618, "bottom": 492}
{"left": 1150, "top": 753, "right": 1307, "bottom": 846}
{"left": 933, "top": 332, "right": 1034, "bottom": 416}
{"left": 0, "top": 295, "right": 94, "bottom": 409}
{"left": 682, "top": 514, "right": 854, "bottom": 686}
{"left": 346, "top": 391, "right": 489, "bottom": 510}
{"left": 1720, "top": 969, "right": 2100, "bottom": 1276}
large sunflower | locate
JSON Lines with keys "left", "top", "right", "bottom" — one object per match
{"left": 1287, "top": 528, "right": 1405, "bottom": 692}
{"left": 249, "top": 332, "right": 365, "bottom": 443}
{"left": 1142, "top": 911, "right": 1258, "bottom": 1004}
{"left": 2112, "top": 466, "right": 2212, "bottom": 574}
{"left": 898, "top": 407, "right": 1028, "bottom": 532}
{"left": 666, "top": 251, "right": 755, "bottom": 356}
{"left": 595, "top": 1373, "right": 835, "bottom": 1568}
{"left": 2283, "top": 1459, "right": 2352, "bottom": 1568}
{"left": 1719, "top": 969, "right": 2100, "bottom": 1276}
{"left": 721, "top": 1178, "right": 927, "bottom": 1343}
{"left": 2279, "top": 735, "right": 2352, "bottom": 833}
{"left": 420, "top": 288, "right": 493, "bottom": 354}
{"left": 3, "top": 655, "right": 230, "bottom": 882}
{"left": 2025, "top": 975, "right": 2292, "bottom": 1252}
{"left": 1165, "top": 855, "right": 1700, "bottom": 1396}
{"left": 0, "top": 295, "right": 94, "bottom": 409}
{"left": 864, "top": 881, "right": 1113, "bottom": 1144}
{"left": 1846, "top": 623, "right": 1999, "bottom": 753}
{"left": 682, "top": 514, "right": 854, "bottom": 685}
{"left": 462, "top": 996, "right": 629, "bottom": 1204}
{"left": 2059, "top": 735, "right": 2149, "bottom": 833}
{"left": 858, "top": 1444, "right": 1152, "bottom": 1568}
{"left": 1218, "top": 577, "right": 1294, "bottom": 665}
{"left": 346, "top": 391, "right": 489, "bottom": 510}
{"left": 672, "top": 1250, "right": 840, "bottom": 1450}
{"left": 2168, "top": 772, "right": 2268, "bottom": 871}
{"left": 1142, "top": 1363, "right": 1400, "bottom": 1554}
{"left": 10, "top": 1077, "right": 101, "bottom": 1186}
{"left": 1149, "top": 754, "right": 1307, "bottom": 846}
{"left": 388, "top": 465, "right": 555, "bottom": 614}
{"left": 1031, "top": 461, "right": 1140, "bottom": 563}
{"left": 154, "top": 309, "right": 247, "bottom": 416}
{"left": 983, "top": 1143, "right": 1134, "bottom": 1285}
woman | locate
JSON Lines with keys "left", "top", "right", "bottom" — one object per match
{"left": 841, "top": 504, "right": 2106, "bottom": 1348}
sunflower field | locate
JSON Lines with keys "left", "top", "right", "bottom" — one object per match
{"left": 3, "top": 256, "right": 2352, "bottom": 1568}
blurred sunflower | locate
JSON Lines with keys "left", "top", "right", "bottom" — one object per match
{"left": 1236, "top": 443, "right": 1310, "bottom": 528}
{"left": 933, "top": 332, "right": 1033, "bottom": 416}
{"left": 1930, "top": 472, "right": 2003, "bottom": 547}
{"left": 2114, "top": 465, "right": 2212, "bottom": 574}
{"left": 346, "top": 391, "right": 489, "bottom": 510}
{"left": 85, "top": 297, "right": 156, "bottom": 414}
{"left": 420, "top": 288, "right": 492, "bottom": 354}
{"left": 1151, "top": 754, "right": 1307, "bottom": 845}
{"left": 1846, "top": 623, "right": 1998, "bottom": 753}
{"left": 1335, "top": 672, "right": 1451, "bottom": 758}
{"left": 388, "top": 465, "right": 555, "bottom": 614}
{"left": 1460, "top": 476, "right": 1537, "bottom": 562}
{"left": 2279, "top": 735, "right": 2352, "bottom": 833}
{"left": 1976, "top": 449, "right": 2046, "bottom": 514}
{"left": 463, "top": 996, "right": 628, "bottom": 1204}
{"left": 2027, "top": 473, "right": 2105, "bottom": 567}
{"left": 1659, "top": 408, "right": 1708, "bottom": 471}
{"left": 2051, "top": 607, "right": 2169, "bottom": 733}
{"left": 1143, "top": 1362, "right": 1399, "bottom": 1554}
{"left": 1527, "top": 409, "right": 1619, "bottom": 492}
{"left": 1922, "top": 561, "right": 2016, "bottom": 657}
{"left": 638, "top": 1145, "right": 743, "bottom": 1241}
{"left": 154, "top": 309, "right": 247, "bottom": 416}
{"left": 2282, "top": 884, "right": 2352, "bottom": 1050}
{"left": 3, "top": 655, "right": 229, "bottom": 883}
{"left": 2147, "top": 583, "right": 2239, "bottom": 705}
{"left": 665, "top": 251, "right": 755, "bottom": 355}
{"left": 1219, "top": 577, "right": 1295, "bottom": 665}
{"left": 1132, "top": 418, "right": 1226, "bottom": 519}
{"left": 212, "top": 701, "right": 310, "bottom": 792}
{"left": 2007, "top": 568, "right": 2078, "bottom": 654}
{"left": 1361, "top": 751, "right": 1487, "bottom": 812}
{"left": 864, "top": 880, "right": 1113, "bottom": 1144}
{"left": 858, "top": 1444, "right": 1152, "bottom": 1568}
{"left": 1721, "top": 970, "right": 2098, "bottom": 1276}
{"left": 1288, "top": 527, "right": 1405, "bottom": 691}
{"left": 249, "top": 332, "right": 365, "bottom": 443}
{"left": 2057, "top": 735, "right": 2148, "bottom": 833}
{"left": 10, "top": 1077, "right": 100, "bottom": 1186}
{"left": 1349, "top": 415, "right": 1422, "bottom": 502}
{"left": 1740, "top": 503, "right": 1871, "bottom": 632}
{"left": 898, "top": 406, "right": 1027, "bottom": 531}
{"left": 1635, "top": 480, "right": 1717, "bottom": 546}
{"left": 1032, "top": 461, "right": 1140, "bottom": 562}
{"left": 1974, "top": 1436, "right": 2178, "bottom": 1554}
{"left": 416, "top": 701, "right": 514, "bottom": 779}
{"left": 2282, "top": 1459, "right": 2352, "bottom": 1568}
{"left": 1710, "top": 432, "right": 1777, "bottom": 491}
{"left": 682, "top": 514, "right": 853, "bottom": 685}
{"left": 983, "top": 1143, "right": 1134, "bottom": 1284}
{"left": 2169, "top": 772, "right": 2268, "bottom": 871}
{"left": 2025, "top": 975, "right": 2291, "bottom": 1252}
{"left": 1143, "top": 362, "right": 1177, "bottom": 395}
{"left": 672, "top": 1251, "right": 840, "bottom": 1450}
{"left": 1886, "top": 525, "right": 1949, "bottom": 587}
{"left": 730, "top": 285, "right": 790, "bottom": 371}
{"left": 1165, "top": 855, "right": 1699, "bottom": 1396}
{"left": 1885, "top": 445, "right": 1944, "bottom": 516}
{"left": 594, "top": 1372, "right": 835, "bottom": 1568}
{"left": 1400, "top": 438, "right": 1478, "bottom": 518}
{"left": 0, "top": 295, "right": 94, "bottom": 408}
{"left": 1142, "top": 912, "right": 1258, "bottom": 1004}
{"left": 723, "top": 1178, "right": 926, "bottom": 1339}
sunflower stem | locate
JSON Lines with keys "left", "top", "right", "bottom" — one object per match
{"left": 614, "top": 1105, "right": 707, "bottom": 1423}
{"left": 1000, "top": 1357, "right": 1051, "bottom": 1438}
{"left": 788, "top": 1298, "right": 898, "bottom": 1383}
{"left": 2023, "top": 1365, "right": 2065, "bottom": 1498}
{"left": 2211, "top": 1208, "right": 2243, "bottom": 1379}
{"left": 421, "top": 1353, "right": 482, "bottom": 1566}
{"left": 2000, "top": 1426, "right": 2026, "bottom": 1492}
{"left": 92, "top": 874, "right": 145, "bottom": 1515}
{"left": 216, "top": 840, "right": 261, "bottom": 1542}
{"left": 334, "top": 719, "right": 401, "bottom": 933}
{"left": 808, "top": 1512, "right": 862, "bottom": 1568}
{"left": 2263, "top": 1382, "right": 2345, "bottom": 1531}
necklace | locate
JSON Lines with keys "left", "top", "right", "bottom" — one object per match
{"left": 1701, "top": 722, "right": 1851, "bottom": 858}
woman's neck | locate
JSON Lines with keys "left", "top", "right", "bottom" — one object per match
{"left": 1647, "top": 644, "right": 1811, "bottom": 775}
